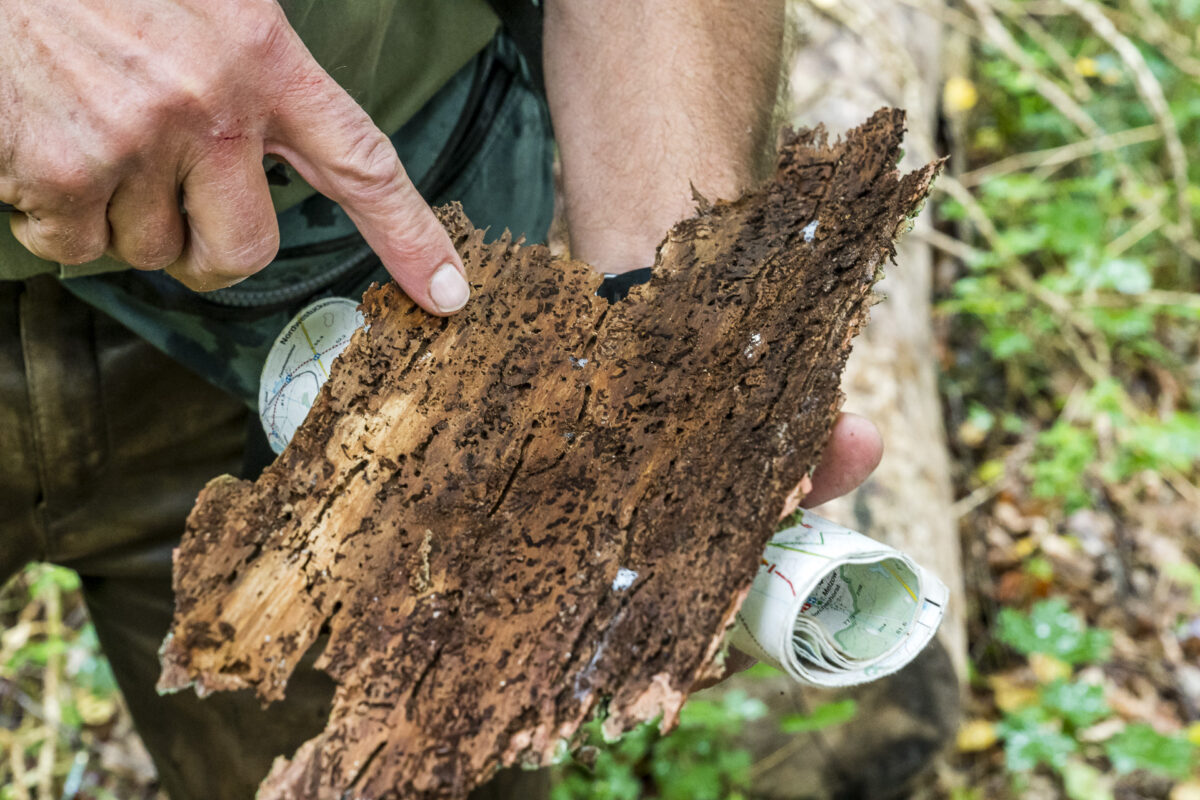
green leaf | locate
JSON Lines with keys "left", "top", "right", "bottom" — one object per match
{"left": 984, "top": 328, "right": 1033, "bottom": 360}
{"left": 779, "top": 699, "right": 858, "bottom": 734}
{"left": 996, "top": 598, "right": 1112, "bottom": 664}
{"left": 1029, "top": 422, "right": 1099, "bottom": 512}
{"left": 1166, "top": 561, "right": 1200, "bottom": 606}
{"left": 1074, "top": 257, "right": 1154, "bottom": 295}
{"left": 1061, "top": 757, "right": 1113, "bottom": 800}
{"left": 996, "top": 708, "right": 1078, "bottom": 772}
{"left": 966, "top": 403, "right": 996, "bottom": 434}
{"left": 1040, "top": 679, "right": 1110, "bottom": 728}
{"left": 1104, "top": 724, "right": 1195, "bottom": 779}
{"left": 742, "top": 661, "right": 783, "bottom": 679}
{"left": 26, "top": 563, "right": 80, "bottom": 597}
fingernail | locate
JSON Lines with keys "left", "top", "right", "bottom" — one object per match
{"left": 429, "top": 262, "right": 470, "bottom": 313}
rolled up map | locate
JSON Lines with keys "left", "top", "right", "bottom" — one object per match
{"left": 731, "top": 511, "right": 948, "bottom": 687}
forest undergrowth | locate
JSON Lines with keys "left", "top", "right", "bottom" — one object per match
{"left": 932, "top": 0, "right": 1200, "bottom": 797}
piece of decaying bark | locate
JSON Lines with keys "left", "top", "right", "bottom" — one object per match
{"left": 158, "top": 108, "right": 941, "bottom": 800}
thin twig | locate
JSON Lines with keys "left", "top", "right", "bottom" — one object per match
{"left": 1114, "top": 0, "right": 1200, "bottom": 79}
{"left": 958, "top": 0, "right": 1180, "bottom": 260}
{"left": 958, "top": 125, "right": 1160, "bottom": 187}
{"left": 4, "top": 728, "right": 31, "bottom": 800}
{"left": 1081, "top": 289, "right": 1200, "bottom": 311}
{"left": 34, "top": 579, "right": 61, "bottom": 800}
{"left": 892, "top": 0, "right": 982, "bottom": 39}
{"left": 961, "top": 0, "right": 1105, "bottom": 139}
{"left": 1059, "top": 0, "right": 1194, "bottom": 250}
{"left": 1106, "top": 211, "right": 1165, "bottom": 259}
{"left": 749, "top": 731, "right": 808, "bottom": 780}
{"left": 930, "top": 175, "right": 1116, "bottom": 379}
{"left": 950, "top": 480, "right": 1006, "bottom": 519}
{"left": 991, "top": 0, "right": 1093, "bottom": 100}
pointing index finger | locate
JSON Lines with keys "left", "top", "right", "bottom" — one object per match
{"left": 267, "top": 67, "right": 470, "bottom": 315}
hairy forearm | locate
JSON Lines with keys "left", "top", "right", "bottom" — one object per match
{"left": 544, "top": 0, "right": 785, "bottom": 274}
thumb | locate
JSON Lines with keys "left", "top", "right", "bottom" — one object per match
{"left": 268, "top": 66, "right": 470, "bottom": 315}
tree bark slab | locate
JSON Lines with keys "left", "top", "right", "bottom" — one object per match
{"left": 158, "top": 108, "right": 940, "bottom": 800}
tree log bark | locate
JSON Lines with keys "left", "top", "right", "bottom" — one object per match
{"left": 158, "top": 109, "right": 939, "bottom": 800}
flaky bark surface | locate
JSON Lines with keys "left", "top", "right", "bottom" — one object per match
{"left": 158, "top": 108, "right": 940, "bottom": 800}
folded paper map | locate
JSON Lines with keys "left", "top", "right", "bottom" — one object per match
{"left": 732, "top": 511, "right": 948, "bottom": 687}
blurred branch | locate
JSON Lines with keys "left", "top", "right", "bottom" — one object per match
{"left": 34, "top": 580, "right": 61, "bottom": 800}
{"left": 3, "top": 728, "right": 31, "bottom": 800}
{"left": 1106, "top": 211, "right": 1164, "bottom": 259}
{"left": 1115, "top": 0, "right": 1200, "bottom": 79}
{"left": 1081, "top": 289, "right": 1200, "bottom": 311}
{"left": 960, "top": 0, "right": 1105, "bottom": 139}
{"left": 991, "top": 0, "right": 1092, "bottom": 100}
{"left": 1058, "top": 0, "right": 1193, "bottom": 247}
{"left": 893, "top": 0, "right": 981, "bottom": 38}
{"left": 958, "top": 125, "right": 1160, "bottom": 187}
{"left": 929, "top": 171, "right": 1124, "bottom": 375}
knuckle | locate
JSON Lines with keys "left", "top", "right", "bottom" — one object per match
{"left": 210, "top": 228, "right": 280, "bottom": 278}
{"left": 20, "top": 212, "right": 108, "bottom": 264}
{"left": 340, "top": 127, "right": 406, "bottom": 198}
{"left": 122, "top": 237, "right": 184, "bottom": 271}
{"left": 36, "top": 161, "right": 100, "bottom": 203}
{"left": 391, "top": 221, "right": 451, "bottom": 267}
{"left": 233, "top": 3, "right": 293, "bottom": 63}
{"left": 42, "top": 235, "right": 106, "bottom": 266}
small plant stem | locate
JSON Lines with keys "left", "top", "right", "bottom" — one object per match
{"left": 991, "top": 0, "right": 1093, "bottom": 100}
{"left": 35, "top": 579, "right": 62, "bottom": 800}
{"left": 958, "top": 126, "right": 1161, "bottom": 188}
{"left": 1105, "top": 212, "right": 1164, "bottom": 259}
{"left": 1058, "top": 0, "right": 1193, "bottom": 253}
{"left": 4, "top": 728, "right": 32, "bottom": 800}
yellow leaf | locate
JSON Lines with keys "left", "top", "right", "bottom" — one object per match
{"left": 976, "top": 459, "right": 1006, "bottom": 485}
{"left": 957, "top": 719, "right": 999, "bottom": 752}
{"left": 1075, "top": 57, "right": 1099, "bottom": 77}
{"left": 1170, "top": 780, "right": 1200, "bottom": 800}
{"left": 944, "top": 76, "right": 978, "bottom": 113}
{"left": 1187, "top": 722, "right": 1200, "bottom": 747}
{"left": 1029, "top": 652, "right": 1073, "bottom": 684}
{"left": 989, "top": 674, "right": 1039, "bottom": 712}
{"left": 75, "top": 690, "right": 117, "bottom": 726}
{"left": 1012, "top": 537, "right": 1039, "bottom": 560}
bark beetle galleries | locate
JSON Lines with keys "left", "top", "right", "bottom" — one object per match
{"left": 158, "top": 108, "right": 942, "bottom": 800}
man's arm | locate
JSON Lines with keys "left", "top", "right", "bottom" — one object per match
{"left": 543, "top": 1, "right": 881, "bottom": 502}
{"left": 544, "top": 0, "right": 785, "bottom": 275}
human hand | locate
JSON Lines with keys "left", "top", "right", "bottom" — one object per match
{"left": 691, "top": 412, "right": 883, "bottom": 691}
{"left": 0, "top": 0, "right": 470, "bottom": 314}
{"left": 780, "top": 412, "right": 883, "bottom": 513}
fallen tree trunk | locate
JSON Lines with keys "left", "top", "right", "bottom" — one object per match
{"left": 708, "top": 6, "right": 967, "bottom": 799}
{"left": 158, "top": 109, "right": 940, "bottom": 800}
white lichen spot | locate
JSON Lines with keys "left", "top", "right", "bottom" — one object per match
{"left": 612, "top": 567, "right": 639, "bottom": 592}
{"left": 802, "top": 220, "right": 819, "bottom": 242}
{"left": 570, "top": 356, "right": 589, "bottom": 368}
{"left": 743, "top": 332, "right": 762, "bottom": 359}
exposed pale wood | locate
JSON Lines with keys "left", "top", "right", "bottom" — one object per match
{"left": 158, "top": 109, "right": 939, "bottom": 800}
